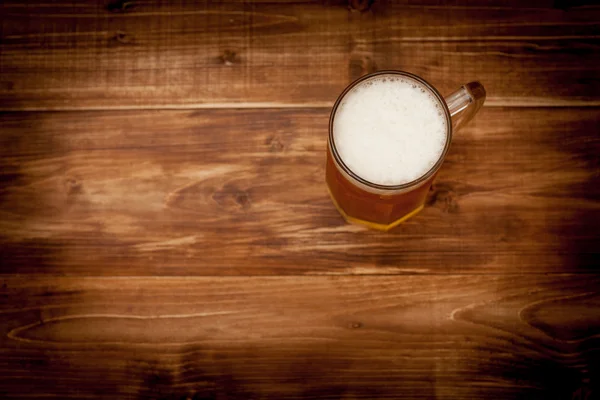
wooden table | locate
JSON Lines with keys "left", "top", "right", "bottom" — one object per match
{"left": 1, "top": 1, "right": 599, "bottom": 399}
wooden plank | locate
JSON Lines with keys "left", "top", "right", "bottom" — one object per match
{"left": 1, "top": 1, "right": 600, "bottom": 109}
{"left": 1, "top": 107, "right": 598, "bottom": 276}
{"left": 0, "top": 275, "right": 598, "bottom": 399}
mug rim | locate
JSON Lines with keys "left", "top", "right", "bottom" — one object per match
{"left": 328, "top": 70, "right": 453, "bottom": 192}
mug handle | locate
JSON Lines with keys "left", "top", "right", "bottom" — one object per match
{"left": 444, "top": 82, "right": 486, "bottom": 132}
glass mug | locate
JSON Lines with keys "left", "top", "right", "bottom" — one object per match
{"left": 326, "top": 70, "right": 486, "bottom": 231}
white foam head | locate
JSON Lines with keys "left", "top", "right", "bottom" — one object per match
{"left": 332, "top": 73, "right": 448, "bottom": 186}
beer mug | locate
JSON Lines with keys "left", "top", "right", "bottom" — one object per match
{"left": 326, "top": 70, "right": 486, "bottom": 231}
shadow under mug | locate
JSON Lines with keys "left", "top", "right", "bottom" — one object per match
{"left": 326, "top": 70, "right": 486, "bottom": 231}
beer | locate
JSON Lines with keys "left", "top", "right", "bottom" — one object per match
{"left": 326, "top": 71, "right": 451, "bottom": 230}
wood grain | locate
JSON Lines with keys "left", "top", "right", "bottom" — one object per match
{"left": 1, "top": 1, "right": 600, "bottom": 110}
{"left": 1, "top": 107, "right": 598, "bottom": 276}
{"left": 0, "top": 275, "right": 598, "bottom": 399}
{"left": 2, "top": 2, "right": 600, "bottom": 398}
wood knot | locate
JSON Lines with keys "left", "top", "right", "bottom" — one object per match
{"left": 427, "top": 183, "right": 459, "bottom": 213}
{"left": 265, "top": 135, "right": 285, "bottom": 152}
{"left": 212, "top": 184, "right": 251, "bottom": 210}
{"left": 348, "top": 0, "right": 374, "bottom": 12}
{"left": 349, "top": 56, "right": 378, "bottom": 80}
{"left": 219, "top": 50, "right": 241, "bottom": 66}
{"left": 107, "top": 0, "right": 134, "bottom": 13}
{"left": 112, "top": 31, "right": 133, "bottom": 45}
{"left": 235, "top": 192, "right": 250, "bottom": 208}
{"left": 65, "top": 177, "right": 82, "bottom": 195}
{"left": 349, "top": 321, "right": 363, "bottom": 329}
